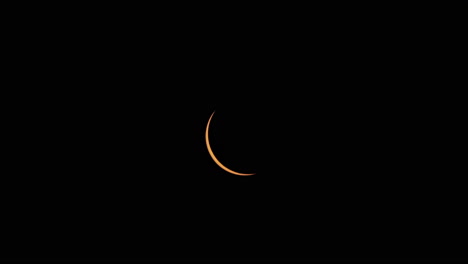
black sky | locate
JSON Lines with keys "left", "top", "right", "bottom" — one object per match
{"left": 3, "top": 4, "right": 465, "bottom": 262}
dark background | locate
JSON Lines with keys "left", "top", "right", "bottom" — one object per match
{"left": 2, "top": 3, "right": 466, "bottom": 262}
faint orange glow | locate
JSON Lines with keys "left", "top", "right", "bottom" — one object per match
{"left": 205, "top": 111, "right": 255, "bottom": 176}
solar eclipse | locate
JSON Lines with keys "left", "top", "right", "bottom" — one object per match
{"left": 205, "top": 111, "right": 255, "bottom": 176}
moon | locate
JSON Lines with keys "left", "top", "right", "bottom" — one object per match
{"left": 205, "top": 111, "right": 255, "bottom": 176}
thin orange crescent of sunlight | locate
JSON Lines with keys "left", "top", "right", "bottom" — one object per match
{"left": 205, "top": 111, "right": 255, "bottom": 176}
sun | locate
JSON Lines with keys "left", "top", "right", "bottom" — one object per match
{"left": 205, "top": 111, "right": 255, "bottom": 176}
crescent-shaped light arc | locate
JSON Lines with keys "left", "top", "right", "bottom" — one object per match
{"left": 205, "top": 111, "right": 255, "bottom": 176}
